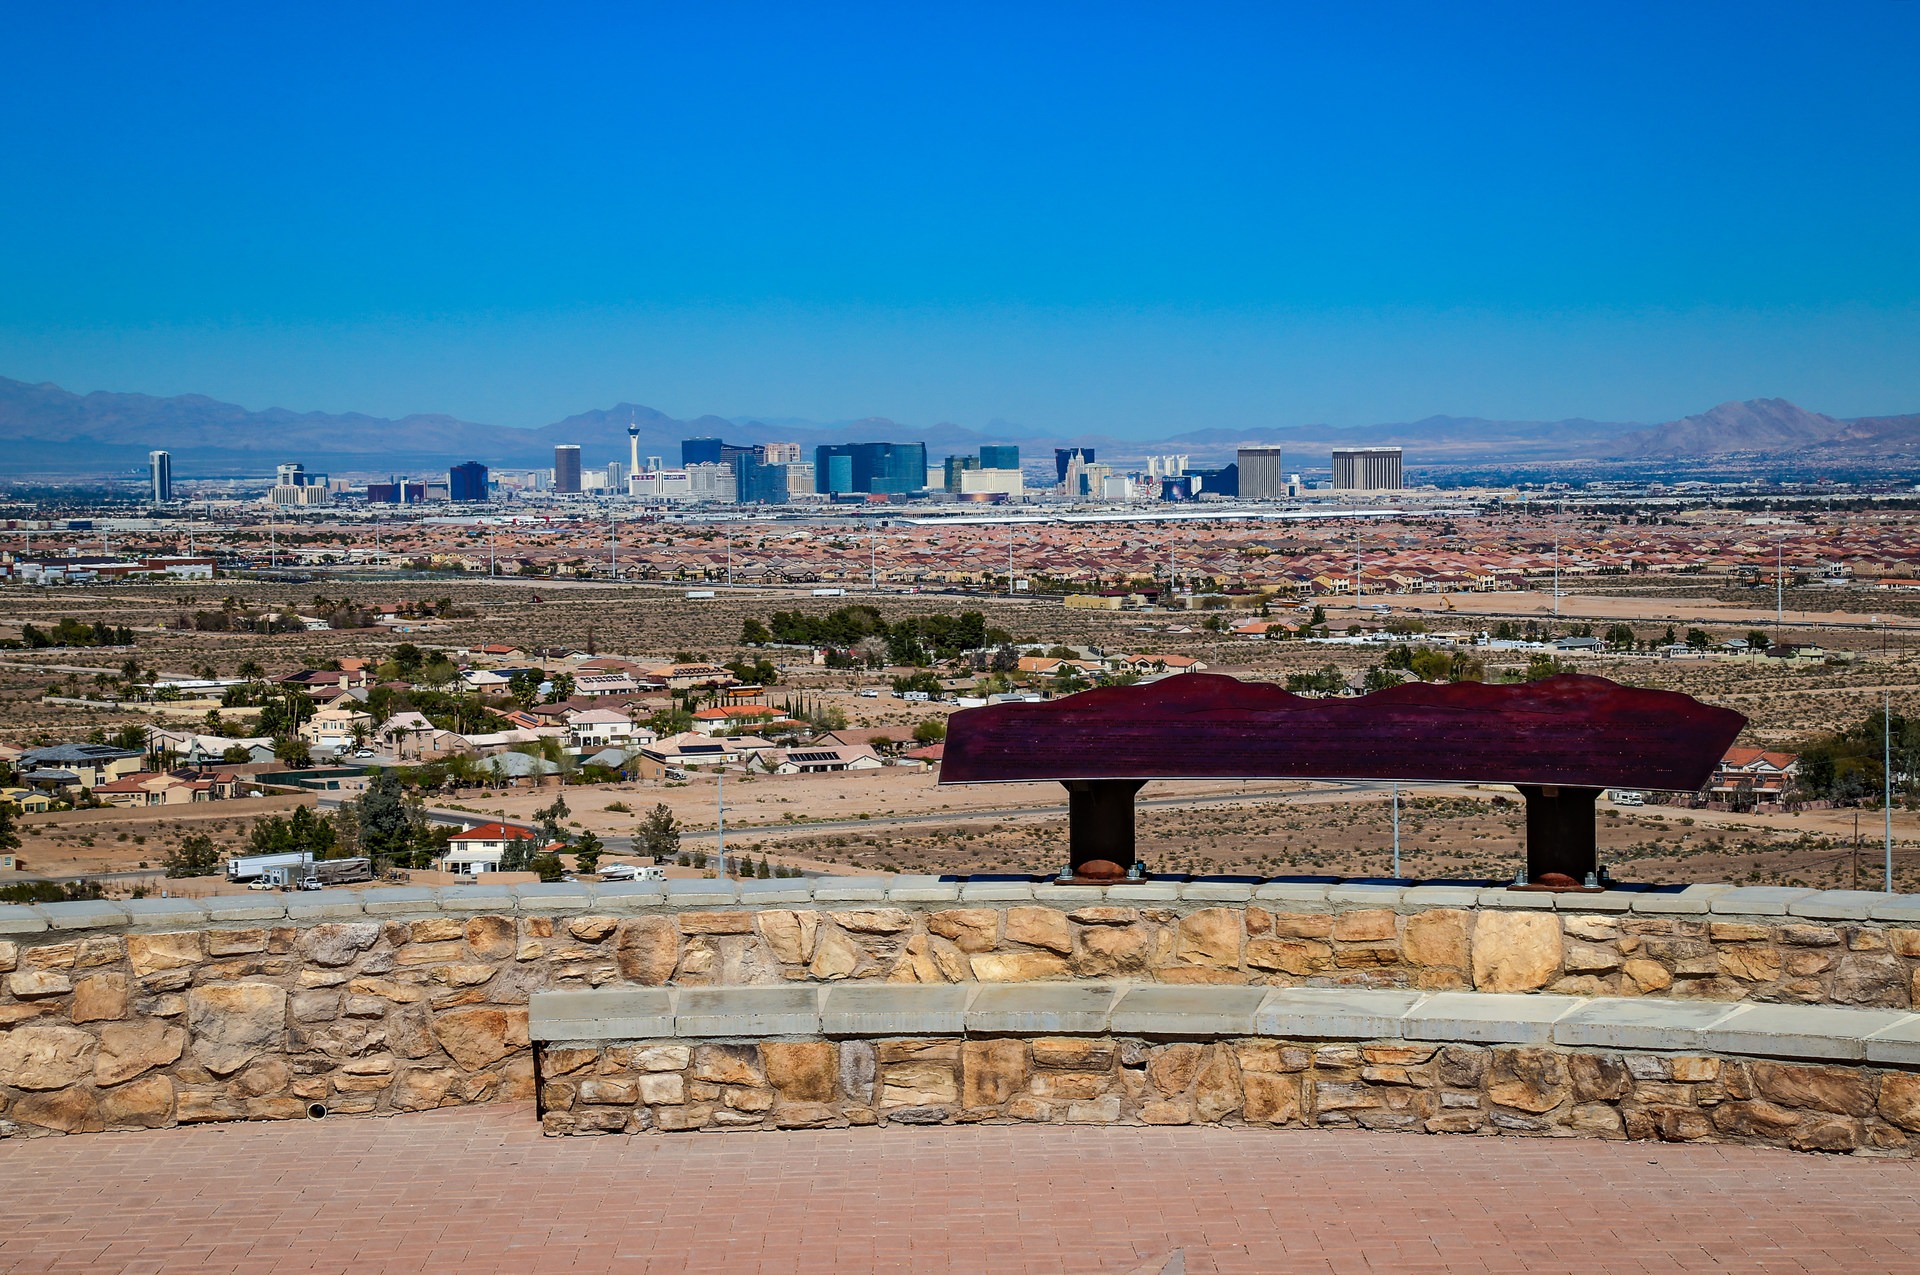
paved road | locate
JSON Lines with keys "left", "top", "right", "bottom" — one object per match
{"left": 4, "top": 1105, "right": 1916, "bottom": 1274}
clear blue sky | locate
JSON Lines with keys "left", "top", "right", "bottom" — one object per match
{"left": 3, "top": 1, "right": 1917, "bottom": 435}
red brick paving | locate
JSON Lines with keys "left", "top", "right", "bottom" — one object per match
{"left": 3, "top": 1107, "right": 1920, "bottom": 1274}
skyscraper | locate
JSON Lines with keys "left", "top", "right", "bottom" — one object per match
{"left": 1055, "top": 447, "right": 1095, "bottom": 484}
{"left": 1332, "top": 447, "right": 1404, "bottom": 491}
{"left": 813, "top": 442, "right": 929, "bottom": 495}
{"left": 147, "top": 450, "right": 172, "bottom": 503}
{"left": 628, "top": 418, "right": 641, "bottom": 486}
{"left": 980, "top": 444, "right": 1019, "bottom": 470}
{"left": 1237, "top": 447, "right": 1285, "bottom": 500}
{"left": 449, "top": 461, "right": 489, "bottom": 502}
{"left": 554, "top": 445, "right": 582, "bottom": 494}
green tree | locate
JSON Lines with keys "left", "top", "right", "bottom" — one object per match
{"left": 1408, "top": 648, "right": 1453, "bottom": 682}
{"left": 356, "top": 770, "right": 412, "bottom": 865}
{"left": 912, "top": 718, "right": 947, "bottom": 744}
{"left": 273, "top": 737, "right": 312, "bottom": 769}
{"left": 571, "top": 830, "right": 604, "bottom": 875}
{"left": 530, "top": 852, "right": 565, "bottom": 883}
{"left": 0, "top": 801, "right": 20, "bottom": 857}
{"left": 740, "top": 618, "right": 771, "bottom": 645}
{"left": 534, "top": 795, "right": 572, "bottom": 846}
{"left": 1744, "top": 630, "right": 1770, "bottom": 651}
{"left": 1603, "top": 624, "right": 1637, "bottom": 650}
{"left": 1685, "top": 628, "right": 1712, "bottom": 650}
{"left": 507, "top": 670, "right": 543, "bottom": 709}
{"left": 163, "top": 833, "right": 222, "bottom": 878}
{"left": 638, "top": 803, "right": 681, "bottom": 861}
{"left": 392, "top": 643, "right": 424, "bottom": 675}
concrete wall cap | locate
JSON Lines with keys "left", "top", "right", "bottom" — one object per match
{"left": 958, "top": 882, "right": 1037, "bottom": 903}
{"left": 1861, "top": 1016, "right": 1920, "bottom": 1068}
{"left": 820, "top": 984, "right": 974, "bottom": 1037}
{"left": 357, "top": 887, "right": 443, "bottom": 916}
{"left": 38, "top": 900, "right": 130, "bottom": 931}
{"left": 509, "top": 883, "right": 594, "bottom": 912}
{"left": 1251, "top": 882, "right": 1331, "bottom": 906}
{"left": 116, "top": 897, "right": 211, "bottom": 927}
{"left": 1253, "top": 988, "right": 1425, "bottom": 1041}
{"left": 1474, "top": 888, "right": 1557, "bottom": 911}
{"left": 675, "top": 985, "right": 821, "bottom": 1038}
{"left": 1707, "top": 886, "right": 1818, "bottom": 916}
{"left": 1031, "top": 883, "right": 1104, "bottom": 904}
{"left": 664, "top": 879, "right": 739, "bottom": 905}
{"left": 1325, "top": 884, "right": 1405, "bottom": 907}
{"left": 0, "top": 905, "right": 52, "bottom": 934}
{"left": 431, "top": 884, "right": 518, "bottom": 913}
{"left": 883, "top": 875, "right": 960, "bottom": 903}
{"left": 1397, "top": 886, "right": 1483, "bottom": 909}
{"left": 1552, "top": 1000, "right": 1752, "bottom": 1052}
{"left": 589, "top": 881, "right": 669, "bottom": 912}
{"left": 730, "top": 882, "right": 814, "bottom": 904}
{"left": 280, "top": 895, "right": 367, "bottom": 920}
{"left": 531, "top": 988, "right": 675, "bottom": 1041}
{"left": 1553, "top": 890, "right": 1634, "bottom": 913}
{"left": 966, "top": 982, "right": 1118, "bottom": 1035}
{"left": 808, "top": 877, "right": 892, "bottom": 902}
{"left": 1110, "top": 984, "right": 1267, "bottom": 1038}
{"left": 1868, "top": 896, "right": 1920, "bottom": 923}
{"left": 1402, "top": 992, "right": 1581, "bottom": 1044}
{"left": 1786, "top": 890, "right": 1883, "bottom": 921}
{"left": 1702, "top": 1004, "right": 1912, "bottom": 1062}
{"left": 1180, "top": 882, "right": 1258, "bottom": 903}
{"left": 1629, "top": 884, "right": 1733, "bottom": 915}
{"left": 199, "top": 897, "right": 289, "bottom": 924}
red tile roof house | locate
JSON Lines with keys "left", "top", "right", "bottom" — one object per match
{"left": 1708, "top": 747, "right": 1801, "bottom": 805}
{"left": 438, "top": 822, "right": 540, "bottom": 875}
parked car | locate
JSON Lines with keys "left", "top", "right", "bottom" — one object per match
{"left": 353, "top": 749, "right": 375, "bottom": 758}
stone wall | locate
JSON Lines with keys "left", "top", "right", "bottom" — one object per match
{"left": 3, "top": 876, "right": 1920, "bottom": 1138}
{"left": 537, "top": 1035, "right": 1920, "bottom": 1156}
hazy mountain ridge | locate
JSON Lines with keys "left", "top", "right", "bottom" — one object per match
{"left": 1, "top": 374, "right": 1914, "bottom": 476}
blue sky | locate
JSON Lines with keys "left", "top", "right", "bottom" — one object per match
{"left": 3, "top": 1, "right": 1917, "bottom": 435}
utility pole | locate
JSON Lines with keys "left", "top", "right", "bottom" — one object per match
{"left": 716, "top": 768, "right": 727, "bottom": 878}
{"left": 726, "top": 530, "right": 732, "bottom": 587}
{"left": 1776, "top": 537, "right": 1784, "bottom": 635}
{"left": 489, "top": 526, "right": 496, "bottom": 577}
{"left": 870, "top": 530, "right": 878, "bottom": 592}
{"left": 1553, "top": 534, "right": 1561, "bottom": 618}
{"left": 1007, "top": 522, "right": 1015, "bottom": 597}
{"left": 1886, "top": 687, "right": 1895, "bottom": 893}
{"left": 1391, "top": 781, "right": 1400, "bottom": 878}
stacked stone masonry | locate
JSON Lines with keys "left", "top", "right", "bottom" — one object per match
{"left": 2, "top": 877, "right": 1919, "bottom": 1144}
{"left": 538, "top": 1034, "right": 1920, "bottom": 1156}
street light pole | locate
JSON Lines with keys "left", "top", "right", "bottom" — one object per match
{"left": 716, "top": 768, "right": 727, "bottom": 878}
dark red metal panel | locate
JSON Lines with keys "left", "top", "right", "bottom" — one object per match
{"left": 940, "top": 673, "right": 1745, "bottom": 792}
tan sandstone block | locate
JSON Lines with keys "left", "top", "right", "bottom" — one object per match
{"left": 762, "top": 1041, "right": 837, "bottom": 1103}
{"left": 99, "top": 1073, "right": 175, "bottom": 1128}
{"left": 186, "top": 983, "right": 287, "bottom": 1078}
{"left": 1243, "top": 1072, "right": 1301, "bottom": 1124}
{"left": 970, "top": 950, "right": 1070, "bottom": 981}
{"left": 0, "top": 1024, "right": 97, "bottom": 1089}
{"left": 70, "top": 972, "right": 129, "bottom": 1024}
{"left": 1174, "top": 909, "right": 1242, "bottom": 966}
{"left": 1332, "top": 909, "right": 1396, "bottom": 943}
{"left": 94, "top": 1019, "right": 186, "bottom": 1086}
{"left": 1472, "top": 910, "right": 1563, "bottom": 992}
{"left": 1004, "top": 907, "right": 1073, "bottom": 954}
{"left": 961, "top": 1040, "right": 1028, "bottom": 1108}
{"left": 128, "top": 931, "right": 205, "bottom": 977}
{"left": 1402, "top": 910, "right": 1468, "bottom": 968}
{"left": 614, "top": 916, "right": 679, "bottom": 984}
{"left": 430, "top": 1007, "right": 529, "bottom": 1070}
{"left": 928, "top": 909, "right": 1000, "bottom": 952}
{"left": 756, "top": 911, "right": 819, "bottom": 964}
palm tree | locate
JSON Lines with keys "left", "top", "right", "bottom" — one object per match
{"left": 237, "top": 660, "right": 265, "bottom": 684}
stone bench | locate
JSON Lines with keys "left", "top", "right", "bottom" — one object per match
{"left": 530, "top": 983, "right": 1920, "bottom": 1066}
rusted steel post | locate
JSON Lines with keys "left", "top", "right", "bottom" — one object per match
{"left": 1064, "top": 779, "right": 1147, "bottom": 881}
{"left": 1517, "top": 783, "right": 1601, "bottom": 886}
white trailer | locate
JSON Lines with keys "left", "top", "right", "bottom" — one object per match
{"left": 227, "top": 851, "right": 313, "bottom": 883}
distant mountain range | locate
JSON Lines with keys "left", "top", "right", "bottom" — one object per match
{"left": 1, "top": 374, "right": 1916, "bottom": 478}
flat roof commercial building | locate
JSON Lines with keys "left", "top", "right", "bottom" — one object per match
{"left": 1237, "top": 447, "right": 1285, "bottom": 500}
{"left": 1332, "top": 446, "right": 1403, "bottom": 491}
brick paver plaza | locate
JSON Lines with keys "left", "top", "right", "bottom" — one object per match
{"left": 4, "top": 1106, "right": 1920, "bottom": 1274}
